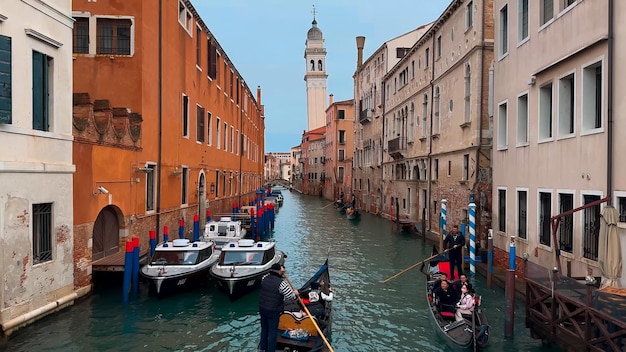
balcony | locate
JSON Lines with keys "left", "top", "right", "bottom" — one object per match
{"left": 388, "top": 136, "right": 407, "bottom": 159}
{"left": 359, "top": 109, "right": 372, "bottom": 124}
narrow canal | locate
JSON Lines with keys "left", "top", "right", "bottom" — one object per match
{"left": 1, "top": 191, "right": 562, "bottom": 352}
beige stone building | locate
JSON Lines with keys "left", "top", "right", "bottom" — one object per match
{"left": 301, "top": 127, "right": 326, "bottom": 196}
{"left": 493, "top": 0, "right": 624, "bottom": 284}
{"left": 381, "top": 0, "right": 494, "bottom": 240}
{"left": 290, "top": 145, "right": 302, "bottom": 189}
{"left": 323, "top": 96, "right": 354, "bottom": 201}
{"left": 353, "top": 25, "right": 431, "bottom": 214}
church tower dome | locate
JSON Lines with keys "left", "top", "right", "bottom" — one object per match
{"left": 304, "top": 8, "right": 328, "bottom": 131}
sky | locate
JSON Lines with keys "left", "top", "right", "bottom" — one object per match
{"left": 195, "top": 1, "right": 449, "bottom": 153}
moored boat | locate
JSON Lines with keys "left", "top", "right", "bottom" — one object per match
{"left": 421, "top": 246, "right": 489, "bottom": 350}
{"left": 271, "top": 259, "right": 333, "bottom": 352}
{"left": 140, "top": 238, "right": 218, "bottom": 297}
{"left": 210, "top": 239, "right": 285, "bottom": 300}
{"left": 203, "top": 216, "right": 247, "bottom": 250}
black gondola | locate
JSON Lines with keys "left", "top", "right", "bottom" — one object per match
{"left": 420, "top": 246, "right": 489, "bottom": 350}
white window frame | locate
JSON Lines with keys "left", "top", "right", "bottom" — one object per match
{"left": 518, "top": 0, "right": 529, "bottom": 45}
{"left": 498, "top": 4, "right": 509, "bottom": 59}
{"left": 537, "top": 188, "right": 553, "bottom": 250}
{"left": 92, "top": 15, "right": 136, "bottom": 57}
{"left": 538, "top": 82, "right": 554, "bottom": 142}
{"left": 497, "top": 100, "right": 508, "bottom": 150}
{"left": 614, "top": 191, "right": 626, "bottom": 225}
{"left": 178, "top": 0, "right": 193, "bottom": 35}
{"left": 516, "top": 188, "right": 529, "bottom": 240}
{"left": 465, "top": 0, "right": 474, "bottom": 30}
{"left": 581, "top": 57, "right": 604, "bottom": 135}
{"left": 216, "top": 117, "right": 221, "bottom": 149}
{"left": 207, "top": 112, "right": 212, "bottom": 146}
{"left": 181, "top": 165, "right": 189, "bottom": 205}
{"left": 557, "top": 189, "right": 576, "bottom": 256}
{"left": 181, "top": 93, "right": 189, "bottom": 138}
{"left": 517, "top": 91, "right": 529, "bottom": 146}
{"left": 580, "top": 190, "right": 604, "bottom": 264}
{"left": 498, "top": 186, "right": 507, "bottom": 234}
{"left": 557, "top": 70, "right": 576, "bottom": 138}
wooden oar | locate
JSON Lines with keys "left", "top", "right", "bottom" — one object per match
{"left": 379, "top": 244, "right": 461, "bottom": 284}
{"left": 320, "top": 202, "right": 336, "bottom": 209}
{"left": 283, "top": 274, "right": 335, "bottom": 352}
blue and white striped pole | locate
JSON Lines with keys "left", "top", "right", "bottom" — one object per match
{"left": 469, "top": 202, "right": 477, "bottom": 277}
{"left": 441, "top": 199, "right": 447, "bottom": 238}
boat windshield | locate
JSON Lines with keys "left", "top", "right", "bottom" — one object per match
{"left": 152, "top": 250, "right": 199, "bottom": 265}
{"left": 220, "top": 250, "right": 265, "bottom": 265}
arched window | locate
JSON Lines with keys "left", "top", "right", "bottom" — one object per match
{"left": 310, "top": 60, "right": 315, "bottom": 71}
{"left": 434, "top": 87, "right": 440, "bottom": 134}
{"left": 422, "top": 94, "right": 428, "bottom": 137}
{"left": 464, "top": 64, "right": 471, "bottom": 122}
{"left": 409, "top": 102, "right": 415, "bottom": 141}
{"left": 318, "top": 60, "right": 323, "bottom": 71}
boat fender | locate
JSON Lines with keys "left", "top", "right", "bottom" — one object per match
{"left": 476, "top": 324, "right": 489, "bottom": 346}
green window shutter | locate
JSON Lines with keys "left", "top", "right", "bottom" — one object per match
{"left": 32, "top": 51, "right": 49, "bottom": 131}
{"left": 0, "top": 35, "right": 11, "bottom": 124}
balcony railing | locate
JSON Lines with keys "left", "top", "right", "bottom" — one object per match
{"left": 388, "top": 137, "right": 407, "bottom": 153}
{"left": 359, "top": 109, "right": 372, "bottom": 124}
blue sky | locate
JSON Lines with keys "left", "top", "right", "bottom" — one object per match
{"left": 195, "top": 1, "right": 449, "bottom": 152}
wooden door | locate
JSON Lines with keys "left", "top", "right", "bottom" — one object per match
{"left": 92, "top": 207, "right": 119, "bottom": 260}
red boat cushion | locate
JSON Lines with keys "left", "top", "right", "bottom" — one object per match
{"left": 440, "top": 311, "right": 455, "bottom": 319}
{"left": 438, "top": 261, "right": 452, "bottom": 279}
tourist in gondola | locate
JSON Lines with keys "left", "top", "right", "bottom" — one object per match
{"left": 307, "top": 281, "right": 333, "bottom": 320}
{"left": 453, "top": 274, "right": 473, "bottom": 296}
{"left": 258, "top": 263, "right": 298, "bottom": 352}
{"left": 433, "top": 279, "right": 459, "bottom": 314}
{"left": 454, "top": 283, "right": 475, "bottom": 321}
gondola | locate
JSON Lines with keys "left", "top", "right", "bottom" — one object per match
{"left": 420, "top": 246, "right": 489, "bottom": 350}
{"left": 272, "top": 259, "right": 333, "bottom": 352}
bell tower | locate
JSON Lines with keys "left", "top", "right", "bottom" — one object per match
{"left": 304, "top": 6, "right": 328, "bottom": 131}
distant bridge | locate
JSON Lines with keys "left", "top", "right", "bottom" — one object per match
{"left": 266, "top": 178, "right": 291, "bottom": 188}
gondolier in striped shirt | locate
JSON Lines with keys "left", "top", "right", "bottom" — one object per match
{"left": 258, "top": 263, "right": 298, "bottom": 352}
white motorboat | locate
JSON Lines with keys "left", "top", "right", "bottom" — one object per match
{"left": 203, "top": 216, "right": 247, "bottom": 250}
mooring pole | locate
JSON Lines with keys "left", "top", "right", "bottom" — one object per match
{"left": 487, "top": 229, "right": 493, "bottom": 288}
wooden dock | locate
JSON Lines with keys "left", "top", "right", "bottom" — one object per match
{"left": 92, "top": 248, "right": 149, "bottom": 272}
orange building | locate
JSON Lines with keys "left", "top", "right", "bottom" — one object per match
{"left": 71, "top": 0, "right": 265, "bottom": 288}
{"left": 323, "top": 95, "right": 354, "bottom": 202}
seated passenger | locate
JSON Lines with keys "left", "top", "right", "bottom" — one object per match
{"left": 433, "top": 280, "right": 459, "bottom": 315}
{"left": 307, "top": 281, "right": 333, "bottom": 320}
{"left": 432, "top": 272, "right": 448, "bottom": 292}
{"left": 453, "top": 274, "right": 474, "bottom": 296}
{"left": 455, "top": 283, "right": 475, "bottom": 321}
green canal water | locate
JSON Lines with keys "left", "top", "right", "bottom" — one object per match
{"left": 0, "top": 191, "right": 562, "bottom": 352}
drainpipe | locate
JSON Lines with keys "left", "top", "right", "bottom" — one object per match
{"left": 607, "top": 0, "right": 614, "bottom": 205}
{"left": 155, "top": 0, "right": 163, "bottom": 242}
{"left": 427, "top": 32, "right": 436, "bottom": 231}
{"left": 381, "top": 70, "right": 386, "bottom": 214}
{"left": 239, "top": 83, "right": 243, "bottom": 208}
{"left": 473, "top": 0, "right": 487, "bottom": 238}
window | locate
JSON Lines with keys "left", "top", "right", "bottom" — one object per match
{"left": 182, "top": 94, "right": 189, "bottom": 137}
{"left": 338, "top": 109, "right": 345, "bottom": 120}
{"left": 339, "top": 130, "right": 346, "bottom": 144}
{"left": 466, "top": 1, "right": 474, "bottom": 29}
{"left": 32, "top": 203, "right": 53, "bottom": 264}
{"left": 433, "top": 87, "right": 440, "bottom": 134}
{"left": 339, "top": 149, "right": 345, "bottom": 161}
{"left": 195, "top": 105, "right": 205, "bottom": 142}
{"left": 208, "top": 40, "right": 217, "bottom": 80}
{"left": 518, "top": 0, "right": 529, "bottom": 42}
{"left": 463, "top": 154, "right": 469, "bottom": 181}
{"left": 181, "top": 167, "right": 188, "bottom": 204}
{"left": 434, "top": 159, "right": 439, "bottom": 180}
{"left": 32, "top": 51, "right": 52, "bottom": 132}
{"left": 562, "top": 0, "right": 576, "bottom": 11}
{"left": 207, "top": 112, "right": 212, "bottom": 145}
{"left": 541, "top": 0, "right": 554, "bottom": 26}
{"left": 497, "top": 101, "right": 508, "bottom": 149}
{"left": 498, "top": 188, "right": 507, "bottom": 232}
{"left": 517, "top": 190, "right": 528, "bottom": 239}
{"left": 559, "top": 193, "right": 574, "bottom": 253}
{"left": 146, "top": 164, "right": 156, "bottom": 211}
{"left": 582, "top": 61, "right": 602, "bottom": 131}
{"left": 618, "top": 196, "right": 626, "bottom": 223}
{"left": 338, "top": 166, "right": 344, "bottom": 180}
{"left": 0, "top": 35, "right": 12, "bottom": 124}
{"left": 425, "top": 48, "right": 430, "bottom": 67}
{"left": 447, "top": 160, "right": 451, "bottom": 177}
{"left": 229, "top": 71, "right": 234, "bottom": 98}
{"left": 517, "top": 93, "right": 529, "bottom": 144}
{"left": 196, "top": 26, "right": 202, "bottom": 68}
{"left": 558, "top": 73, "right": 575, "bottom": 136}
{"left": 409, "top": 103, "right": 415, "bottom": 142}
{"left": 230, "top": 126, "right": 234, "bottom": 152}
{"left": 96, "top": 19, "right": 131, "bottom": 55}
{"left": 539, "top": 191, "right": 551, "bottom": 245}
{"left": 216, "top": 118, "right": 221, "bottom": 149}
{"left": 436, "top": 35, "right": 442, "bottom": 59}
{"left": 539, "top": 83, "right": 553, "bottom": 139}
{"left": 464, "top": 65, "right": 471, "bottom": 122}
{"left": 223, "top": 122, "right": 227, "bottom": 150}
{"left": 73, "top": 17, "right": 89, "bottom": 54}
{"left": 499, "top": 5, "right": 508, "bottom": 57}
{"left": 582, "top": 194, "right": 601, "bottom": 260}
{"left": 178, "top": 1, "right": 192, "bottom": 34}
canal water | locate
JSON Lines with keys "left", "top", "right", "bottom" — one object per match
{"left": 0, "top": 191, "right": 562, "bottom": 352}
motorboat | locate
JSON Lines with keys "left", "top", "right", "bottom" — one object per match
{"left": 203, "top": 216, "right": 247, "bottom": 250}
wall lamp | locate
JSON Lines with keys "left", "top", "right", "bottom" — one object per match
{"left": 210, "top": 183, "right": 215, "bottom": 194}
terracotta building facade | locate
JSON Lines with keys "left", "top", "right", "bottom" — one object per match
{"left": 323, "top": 96, "right": 354, "bottom": 201}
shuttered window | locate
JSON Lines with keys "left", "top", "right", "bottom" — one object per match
{"left": 32, "top": 51, "right": 51, "bottom": 131}
{"left": 0, "top": 35, "right": 11, "bottom": 124}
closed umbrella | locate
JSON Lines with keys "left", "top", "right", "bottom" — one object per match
{"left": 598, "top": 205, "right": 622, "bottom": 289}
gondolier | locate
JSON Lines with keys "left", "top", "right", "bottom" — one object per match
{"left": 259, "top": 263, "right": 298, "bottom": 352}
{"left": 444, "top": 225, "right": 465, "bottom": 280}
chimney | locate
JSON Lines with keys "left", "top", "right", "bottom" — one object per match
{"left": 356, "top": 36, "right": 365, "bottom": 68}
{"left": 329, "top": 94, "right": 334, "bottom": 106}
{"left": 257, "top": 86, "right": 262, "bottom": 105}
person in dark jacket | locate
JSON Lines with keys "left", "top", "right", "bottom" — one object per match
{"left": 259, "top": 263, "right": 298, "bottom": 352}
{"left": 444, "top": 225, "right": 465, "bottom": 280}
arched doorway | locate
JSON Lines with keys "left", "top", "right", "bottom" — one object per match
{"left": 92, "top": 206, "right": 121, "bottom": 260}
{"left": 198, "top": 173, "right": 206, "bottom": 229}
